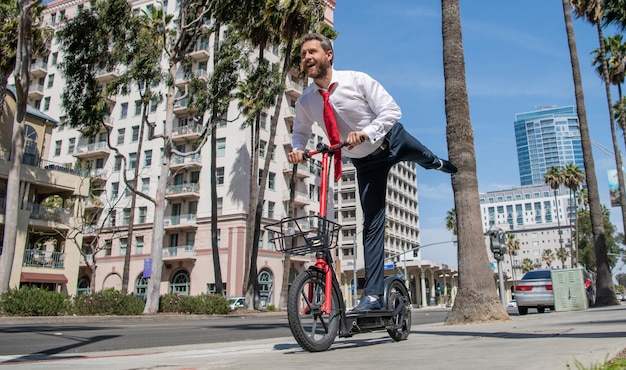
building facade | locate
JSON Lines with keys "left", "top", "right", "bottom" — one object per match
{"left": 480, "top": 183, "right": 577, "bottom": 285}
{"left": 514, "top": 106, "right": 583, "bottom": 186}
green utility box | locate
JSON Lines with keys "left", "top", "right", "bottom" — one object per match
{"left": 551, "top": 268, "right": 588, "bottom": 312}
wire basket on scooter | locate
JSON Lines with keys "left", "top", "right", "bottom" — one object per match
{"left": 265, "top": 215, "right": 341, "bottom": 256}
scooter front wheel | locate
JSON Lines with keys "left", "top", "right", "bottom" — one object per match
{"left": 287, "top": 269, "right": 341, "bottom": 352}
{"left": 386, "top": 279, "right": 411, "bottom": 341}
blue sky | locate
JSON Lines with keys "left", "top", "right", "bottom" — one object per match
{"left": 333, "top": 1, "right": 625, "bottom": 269}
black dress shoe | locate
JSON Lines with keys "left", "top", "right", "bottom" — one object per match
{"left": 437, "top": 159, "right": 458, "bottom": 174}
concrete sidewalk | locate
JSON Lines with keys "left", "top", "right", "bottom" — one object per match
{"left": 0, "top": 304, "right": 624, "bottom": 369}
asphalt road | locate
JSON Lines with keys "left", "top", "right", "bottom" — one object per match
{"left": 0, "top": 308, "right": 452, "bottom": 357}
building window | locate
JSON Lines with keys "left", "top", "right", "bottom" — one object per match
{"left": 132, "top": 126, "right": 139, "bottom": 142}
{"left": 111, "top": 182, "right": 119, "bottom": 199}
{"left": 104, "top": 240, "right": 112, "bottom": 256}
{"left": 134, "top": 100, "right": 142, "bottom": 115}
{"left": 144, "top": 150, "right": 152, "bottom": 167}
{"left": 141, "top": 177, "right": 150, "bottom": 192}
{"left": 120, "top": 103, "right": 128, "bottom": 119}
{"left": 47, "top": 74, "right": 54, "bottom": 88}
{"left": 113, "top": 156, "right": 122, "bottom": 171}
{"left": 268, "top": 172, "right": 275, "bottom": 190}
{"left": 217, "top": 138, "right": 225, "bottom": 157}
{"left": 259, "top": 140, "right": 267, "bottom": 157}
{"left": 76, "top": 276, "right": 90, "bottom": 296}
{"left": 138, "top": 206, "right": 147, "bottom": 223}
{"left": 216, "top": 167, "right": 224, "bottom": 185}
{"left": 67, "top": 138, "right": 75, "bottom": 154}
{"left": 117, "top": 128, "right": 125, "bottom": 145}
{"left": 268, "top": 201, "right": 275, "bottom": 219}
{"left": 119, "top": 238, "right": 128, "bottom": 256}
{"left": 42, "top": 97, "right": 50, "bottom": 111}
{"left": 54, "top": 140, "right": 61, "bottom": 156}
{"left": 135, "top": 275, "right": 148, "bottom": 301}
{"left": 129, "top": 152, "right": 137, "bottom": 169}
{"left": 150, "top": 99, "right": 158, "bottom": 113}
{"left": 123, "top": 208, "right": 131, "bottom": 225}
{"left": 217, "top": 197, "right": 223, "bottom": 216}
{"left": 170, "top": 270, "right": 190, "bottom": 295}
{"left": 135, "top": 236, "right": 144, "bottom": 254}
{"left": 51, "top": 52, "right": 58, "bottom": 66}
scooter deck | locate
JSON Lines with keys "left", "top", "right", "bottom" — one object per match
{"left": 345, "top": 309, "right": 394, "bottom": 319}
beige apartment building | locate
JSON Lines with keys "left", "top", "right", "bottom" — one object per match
{"left": 0, "top": 85, "right": 88, "bottom": 295}
{"left": 13, "top": 0, "right": 455, "bottom": 308}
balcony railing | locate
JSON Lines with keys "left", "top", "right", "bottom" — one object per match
{"left": 162, "top": 245, "right": 195, "bottom": 258}
{"left": 22, "top": 249, "right": 65, "bottom": 268}
{"left": 170, "top": 154, "right": 202, "bottom": 166}
{"left": 26, "top": 202, "right": 72, "bottom": 223}
{"left": 75, "top": 141, "right": 109, "bottom": 154}
{"left": 164, "top": 213, "right": 197, "bottom": 226}
{"left": 166, "top": 183, "right": 200, "bottom": 195}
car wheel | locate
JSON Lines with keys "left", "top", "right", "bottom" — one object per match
{"left": 537, "top": 307, "right": 545, "bottom": 313}
{"left": 518, "top": 306, "right": 528, "bottom": 315}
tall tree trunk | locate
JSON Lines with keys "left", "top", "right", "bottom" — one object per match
{"left": 143, "top": 63, "right": 176, "bottom": 314}
{"left": 210, "top": 24, "right": 224, "bottom": 296}
{"left": 560, "top": 0, "right": 617, "bottom": 306}
{"left": 0, "top": 0, "right": 38, "bottom": 293}
{"left": 441, "top": 0, "right": 509, "bottom": 324}
{"left": 121, "top": 99, "right": 148, "bottom": 293}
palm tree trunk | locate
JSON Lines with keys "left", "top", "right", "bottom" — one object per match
{"left": 441, "top": 0, "right": 508, "bottom": 324}
{"left": 560, "top": 0, "right": 618, "bottom": 306}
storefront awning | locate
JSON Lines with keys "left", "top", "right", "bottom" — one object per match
{"left": 20, "top": 272, "right": 68, "bottom": 284}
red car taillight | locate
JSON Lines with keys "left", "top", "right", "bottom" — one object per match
{"left": 584, "top": 279, "right": 591, "bottom": 289}
{"left": 546, "top": 284, "right": 553, "bottom": 291}
{"left": 515, "top": 285, "right": 532, "bottom": 291}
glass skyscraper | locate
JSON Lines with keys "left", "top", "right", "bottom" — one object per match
{"left": 514, "top": 106, "right": 584, "bottom": 185}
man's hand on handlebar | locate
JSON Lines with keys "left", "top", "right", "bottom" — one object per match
{"left": 288, "top": 150, "right": 307, "bottom": 164}
{"left": 347, "top": 131, "right": 369, "bottom": 150}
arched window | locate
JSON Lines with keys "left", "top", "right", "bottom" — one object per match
{"left": 135, "top": 275, "right": 148, "bottom": 301}
{"left": 76, "top": 276, "right": 90, "bottom": 296}
{"left": 170, "top": 270, "right": 190, "bottom": 295}
{"left": 258, "top": 269, "right": 274, "bottom": 307}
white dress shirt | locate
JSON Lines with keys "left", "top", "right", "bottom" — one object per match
{"left": 291, "top": 69, "right": 402, "bottom": 158}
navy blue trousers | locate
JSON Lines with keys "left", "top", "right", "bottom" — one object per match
{"left": 350, "top": 122, "right": 441, "bottom": 297}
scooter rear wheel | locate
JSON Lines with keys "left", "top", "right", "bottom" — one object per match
{"left": 287, "top": 269, "right": 341, "bottom": 352}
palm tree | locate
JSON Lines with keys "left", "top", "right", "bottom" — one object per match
{"left": 556, "top": 246, "right": 570, "bottom": 268}
{"left": 544, "top": 166, "right": 565, "bottom": 253}
{"left": 562, "top": 163, "right": 584, "bottom": 266}
{"left": 521, "top": 258, "right": 535, "bottom": 274}
{"left": 603, "top": 0, "right": 626, "bottom": 30}
{"left": 561, "top": 0, "right": 618, "bottom": 306}
{"left": 542, "top": 249, "right": 555, "bottom": 268}
{"left": 445, "top": 208, "right": 457, "bottom": 236}
{"left": 441, "top": 0, "right": 509, "bottom": 324}
{"left": 505, "top": 233, "right": 520, "bottom": 286}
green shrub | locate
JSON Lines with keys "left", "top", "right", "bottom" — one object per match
{"left": 159, "top": 293, "right": 230, "bottom": 315}
{"left": 73, "top": 289, "right": 144, "bottom": 315}
{"left": 193, "top": 294, "right": 230, "bottom": 315}
{"left": 159, "top": 292, "right": 186, "bottom": 313}
{"left": 0, "top": 287, "right": 70, "bottom": 316}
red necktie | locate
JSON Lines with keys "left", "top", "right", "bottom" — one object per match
{"left": 319, "top": 83, "right": 342, "bottom": 182}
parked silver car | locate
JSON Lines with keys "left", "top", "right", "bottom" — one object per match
{"left": 515, "top": 269, "right": 554, "bottom": 315}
